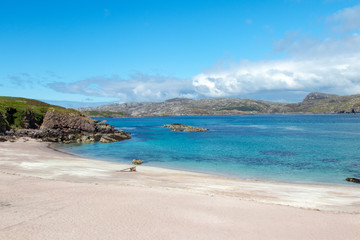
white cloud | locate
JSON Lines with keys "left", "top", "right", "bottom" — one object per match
{"left": 326, "top": 4, "right": 360, "bottom": 33}
{"left": 49, "top": 4, "right": 360, "bottom": 103}
{"left": 193, "top": 4, "right": 360, "bottom": 98}
{"left": 49, "top": 73, "right": 198, "bottom": 102}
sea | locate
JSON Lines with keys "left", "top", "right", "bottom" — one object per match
{"left": 55, "top": 115, "right": 360, "bottom": 185}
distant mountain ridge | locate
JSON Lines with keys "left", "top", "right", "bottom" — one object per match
{"left": 79, "top": 92, "right": 360, "bottom": 117}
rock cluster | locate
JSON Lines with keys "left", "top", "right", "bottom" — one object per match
{"left": 163, "top": 123, "right": 208, "bottom": 132}
{"left": 3, "top": 110, "right": 130, "bottom": 144}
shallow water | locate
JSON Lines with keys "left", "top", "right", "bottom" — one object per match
{"left": 56, "top": 115, "right": 360, "bottom": 185}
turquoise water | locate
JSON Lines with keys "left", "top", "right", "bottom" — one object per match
{"left": 56, "top": 115, "right": 360, "bottom": 185}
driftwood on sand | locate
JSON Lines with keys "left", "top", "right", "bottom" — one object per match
{"left": 117, "top": 166, "right": 137, "bottom": 172}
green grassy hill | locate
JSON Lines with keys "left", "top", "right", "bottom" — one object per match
{"left": 0, "top": 96, "right": 79, "bottom": 132}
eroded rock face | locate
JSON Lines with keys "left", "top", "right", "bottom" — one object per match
{"left": 41, "top": 110, "right": 96, "bottom": 133}
{"left": 163, "top": 123, "right": 208, "bottom": 132}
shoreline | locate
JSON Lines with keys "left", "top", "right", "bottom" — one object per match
{"left": 51, "top": 141, "right": 356, "bottom": 188}
{"left": 1, "top": 138, "right": 360, "bottom": 239}
{"left": 1, "top": 138, "right": 360, "bottom": 213}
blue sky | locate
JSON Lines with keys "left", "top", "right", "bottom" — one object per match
{"left": 1, "top": 0, "right": 360, "bottom": 106}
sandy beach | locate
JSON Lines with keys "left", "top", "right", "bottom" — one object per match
{"left": 1, "top": 138, "right": 360, "bottom": 240}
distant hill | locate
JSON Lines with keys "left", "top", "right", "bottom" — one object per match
{"left": 41, "top": 100, "right": 115, "bottom": 109}
{"left": 79, "top": 92, "right": 360, "bottom": 117}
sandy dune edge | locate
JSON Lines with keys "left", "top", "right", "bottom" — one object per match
{"left": 0, "top": 138, "right": 360, "bottom": 239}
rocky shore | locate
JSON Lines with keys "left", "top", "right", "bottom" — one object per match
{"left": 1, "top": 107, "right": 130, "bottom": 144}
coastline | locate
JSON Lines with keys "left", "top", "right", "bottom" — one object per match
{"left": 51, "top": 138, "right": 358, "bottom": 188}
{"left": 1, "top": 138, "right": 360, "bottom": 239}
{"left": 1, "top": 138, "right": 360, "bottom": 212}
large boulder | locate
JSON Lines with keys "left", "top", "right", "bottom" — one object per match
{"left": 41, "top": 110, "right": 96, "bottom": 133}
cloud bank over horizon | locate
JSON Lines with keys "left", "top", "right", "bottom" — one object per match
{"left": 192, "top": 4, "right": 360, "bottom": 99}
{"left": 49, "top": 73, "right": 197, "bottom": 103}
{"left": 45, "top": 4, "right": 360, "bottom": 103}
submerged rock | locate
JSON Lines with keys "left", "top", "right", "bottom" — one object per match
{"left": 260, "top": 150, "right": 297, "bottom": 156}
{"left": 163, "top": 123, "right": 208, "bottom": 132}
{"left": 346, "top": 178, "right": 360, "bottom": 183}
{"left": 322, "top": 158, "right": 338, "bottom": 162}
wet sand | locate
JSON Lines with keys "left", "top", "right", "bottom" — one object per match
{"left": 1, "top": 138, "right": 360, "bottom": 239}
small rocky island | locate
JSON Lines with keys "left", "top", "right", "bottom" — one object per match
{"left": 163, "top": 123, "right": 208, "bottom": 132}
{"left": 0, "top": 97, "right": 130, "bottom": 143}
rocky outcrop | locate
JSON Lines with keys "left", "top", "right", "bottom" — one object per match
{"left": 4, "top": 109, "right": 130, "bottom": 143}
{"left": 302, "top": 92, "right": 337, "bottom": 103}
{"left": 0, "top": 97, "right": 131, "bottom": 143}
{"left": 99, "top": 132, "right": 130, "bottom": 143}
{"left": 164, "top": 123, "right": 208, "bottom": 132}
{"left": 5, "top": 127, "right": 130, "bottom": 144}
{"left": 41, "top": 110, "right": 97, "bottom": 133}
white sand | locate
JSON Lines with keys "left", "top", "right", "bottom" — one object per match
{"left": 1, "top": 138, "right": 360, "bottom": 240}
